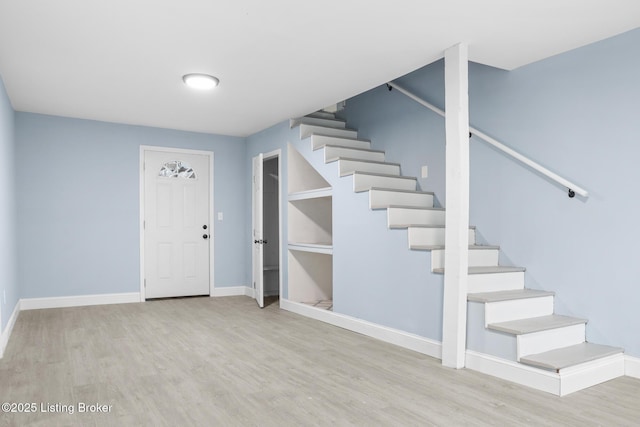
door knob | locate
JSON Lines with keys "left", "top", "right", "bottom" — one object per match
{"left": 203, "top": 225, "right": 208, "bottom": 230}
{"left": 263, "top": 240, "right": 268, "bottom": 244}
{"left": 203, "top": 234, "right": 209, "bottom": 239}
{"left": 254, "top": 240, "right": 259, "bottom": 244}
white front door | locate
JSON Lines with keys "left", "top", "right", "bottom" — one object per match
{"left": 144, "top": 149, "right": 211, "bottom": 299}
{"left": 252, "top": 153, "right": 264, "bottom": 308}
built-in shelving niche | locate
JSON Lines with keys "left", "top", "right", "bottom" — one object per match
{"left": 287, "top": 144, "right": 333, "bottom": 310}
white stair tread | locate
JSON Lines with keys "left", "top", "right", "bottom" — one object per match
{"left": 488, "top": 314, "right": 587, "bottom": 335}
{"left": 468, "top": 289, "right": 555, "bottom": 303}
{"left": 468, "top": 288, "right": 553, "bottom": 303}
{"left": 433, "top": 265, "right": 524, "bottom": 274}
{"left": 325, "top": 145, "right": 385, "bottom": 157}
{"left": 414, "top": 244, "right": 498, "bottom": 251}
{"left": 307, "top": 111, "right": 336, "bottom": 120}
{"left": 290, "top": 116, "right": 346, "bottom": 129}
{"left": 387, "top": 205, "right": 444, "bottom": 211}
{"left": 371, "top": 187, "right": 435, "bottom": 195}
{"left": 336, "top": 157, "right": 401, "bottom": 167}
{"left": 519, "top": 343, "right": 624, "bottom": 371}
{"left": 353, "top": 171, "right": 416, "bottom": 180}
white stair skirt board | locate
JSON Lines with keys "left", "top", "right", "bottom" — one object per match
{"left": 472, "top": 292, "right": 555, "bottom": 326}
{"left": 280, "top": 299, "right": 442, "bottom": 360}
{"left": 300, "top": 124, "right": 358, "bottom": 140}
{"left": 388, "top": 206, "right": 446, "bottom": 228}
{"left": 431, "top": 246, "right": 500, "bottom": 270}
{"left": 339, "top": 159, "right": 401, "bottom": 177}
{"left": 408, "top": 226, "right": 475, "bottom": 248}
{"left": 465, "top": 350, "right": 625, "bottom": 396}
{"left": 311, "top": 134, "right": 371, "bottom": 151}
{"left": 520, "top": 342, "right": 624, "bottom": 371}
{"left": 370, "top": 188, "right": 434, "bottom": 210}
{"left": 20, "top": 292, "right": 141, "bottom": 310}
{"left": 324, "top": 145, "right": 385, "bottom": 163}
{"left": 290, "top": 116, "right": 347, "bottom": 129}
{"left": 352, "top": 172, "right": 416, "bottom": 193}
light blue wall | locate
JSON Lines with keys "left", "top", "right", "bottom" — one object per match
{"left": 342, "top": 29, "right": 640, "bottom": 357}
{"left": 15, "top": 113, "right": 247, "bottom": 299}
{"left": 0, "top": 76, "right": 18, "bottom": 331}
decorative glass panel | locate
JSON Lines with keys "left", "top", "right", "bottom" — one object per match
{"left": 159, "top": 160, "right": 196, "bottom": 179}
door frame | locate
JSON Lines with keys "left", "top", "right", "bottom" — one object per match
{"left": 251, "top": 149, "right": 283, "bottom": 303}
{"left": 139, "top": 145, "right": 215, "bottom": 301}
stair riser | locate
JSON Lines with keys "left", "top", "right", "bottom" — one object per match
{"left": 467, "top": 272, "right": 525, "bottom": 293}
{"left": 408, "top": 228, "right": 475, "bottom": 248}
{"left": 312, "top": 135, "right": 371, "bottom": 151}
{"left": 300, "top": 124, "right": 357, "bottom": 140}
{"left": 325, "top": 146, "right": 385, "bottom": 163}
{"left": 484, "top": 296, "right": 555, "bottom": 327}
{"left": 353, "top": 175, "right": 416, "bottom": 193}
{"left": 517, "top": 324, "right": 586, "bottom": 360}
{"left": 370, "top": 190, "right": 434, "bottom": 209}
{"left": 339, "top": 160, "right": 400, "bottom": 177}
{"left": 387, "top": 208, "right": 445, "bottom": 228}
{"left": 291, "top": 117, "right": 346, "bottom": 129}
{"left": 431, "top": 248, "right": 499, "bottom": 270}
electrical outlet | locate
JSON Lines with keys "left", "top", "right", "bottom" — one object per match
{"left": 218, "top": 212, "right": 223, "bottom": 221}
{"left": 421, "top": 165, "right": 429, "bottom": 178}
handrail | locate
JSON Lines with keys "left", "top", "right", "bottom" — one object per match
{"left": 386, "top": 81, "right": 589, "bottom": 199}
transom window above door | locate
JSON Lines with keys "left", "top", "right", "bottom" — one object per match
{"left": 158, "top": 160, "right": 196, "bottom": 179}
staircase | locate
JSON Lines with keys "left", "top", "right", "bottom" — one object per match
{"left": 290, "top": 111, "right": 625, "bottom": 395}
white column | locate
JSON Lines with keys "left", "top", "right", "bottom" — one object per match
{"left": 442, "top": 43, "right": 470, "bottom": 369}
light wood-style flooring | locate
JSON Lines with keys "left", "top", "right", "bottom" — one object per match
{"left": 1, "top": 296, "right": 639, "bottom": 426}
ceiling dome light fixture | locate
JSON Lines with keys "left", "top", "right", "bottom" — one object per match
{"left": 182, "top": 73, "right": 220, "bottom": 90}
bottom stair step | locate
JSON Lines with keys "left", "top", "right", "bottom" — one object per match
{"left": 519, "top": 342, "right": 624, "bottom": 371}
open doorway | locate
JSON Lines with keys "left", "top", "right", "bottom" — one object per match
{"left": 252, "top": 150, "right": 281, "bottom": 308}
{"left": 262, "top": 156, "right": 280, "bottom": 307}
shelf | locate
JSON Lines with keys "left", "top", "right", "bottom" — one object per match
{"left": 263, "top": 265, "right": 279, "bottom": 271}
{"left": 288, "top": 187, "right": 332, "bottom": 201}
{"left": 288, "top": 243, "right": 333, "bottom": 255}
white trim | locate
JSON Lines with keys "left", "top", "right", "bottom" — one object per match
{"left": 0, "top": 300, "right": 21, "bottom": 358}
{"left": 625, "top": 355, "right": 640, "bottom": 379}
{"left": 139, "top": 145, "right": 215, "bottom": 301}
{"left": 20, "top": 293, "right": 140, "bottom": 311}
{"left": 210, "top": 286, "right": 253, "bottom": 298}
{"left": 465, "top": 350, "right": 625, "bottom": 396}
{"left": 280, "top": 299, "right": 442, "bottom": 359}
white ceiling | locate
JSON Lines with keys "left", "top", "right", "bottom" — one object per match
{"left": 0, "top": 1, "right": 638, "bottom": 137}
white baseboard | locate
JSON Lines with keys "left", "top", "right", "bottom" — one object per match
{"left": 465, "top": 350, "right": 625, "bottom": 396}
{"left": 211, "top": 286, "right": 253, "bottom": 298}
{"left": 20, "top": 292, "right": 140, "bottom": 311}
{"left": 0, "top": 300, "right": 21, "bottom": 358}
{"left": 280, "top": 299, "right": 442, "bottom": 359}
{"left": 625, "top": 355, "right": 640, "bottom": 379}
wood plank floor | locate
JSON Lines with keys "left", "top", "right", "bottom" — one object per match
{"left": 1, "top": 296, "right": 639, "bottom": 426}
